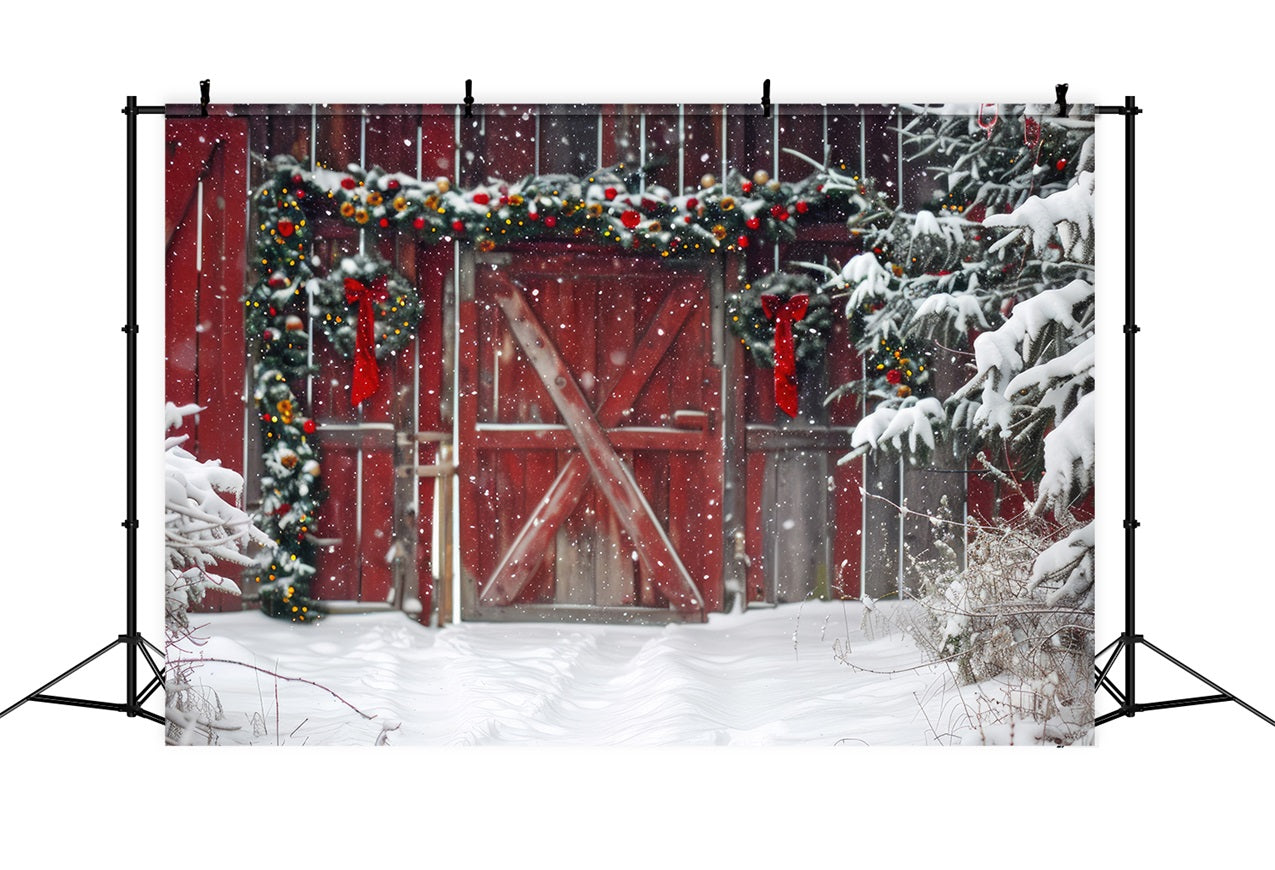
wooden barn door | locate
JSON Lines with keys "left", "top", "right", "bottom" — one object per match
{"left": 458, "top": 250, "right": 723, "bottom": 623}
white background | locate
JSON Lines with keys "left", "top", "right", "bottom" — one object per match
{"left": 0, "top": 2, "right": 1270, "bottom": 866}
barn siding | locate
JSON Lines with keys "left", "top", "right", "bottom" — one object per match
{"left": 169, "top": 103, "right": 992, "bottom": 623}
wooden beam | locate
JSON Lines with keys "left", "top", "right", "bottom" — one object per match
{"left": 472, "top": 425, "right": 705, "bottom": 452}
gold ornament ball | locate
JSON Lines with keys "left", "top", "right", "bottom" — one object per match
{"left": 767, "top": 179, "right": 781, "bottom": 192}
{"left": 752, "top": 169, "right": 770, "bottom": 186}
{"left": 284, "top": 315, "right": 305, "bottom": 331}
{"left": 700, "top": 173, "right": 716, "bottom": 189}
{"left": 435, "top": 177, "right": 451, "bottom": 193}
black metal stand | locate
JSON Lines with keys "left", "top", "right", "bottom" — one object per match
{"left": 0, "top": 96, "right": 168, "bottom": 727}
{"left": 1094, "top": 96, "right": 1274, "bottom": 729}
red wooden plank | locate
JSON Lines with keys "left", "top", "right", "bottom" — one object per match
{"left": 489, "top": 279, "right": 704, "bottom": 614}
{"left": 478, "top": 277, "right": 701, "bottom": 606}
{"left": 482, "top": 105, "right": 537, "bottom": 182}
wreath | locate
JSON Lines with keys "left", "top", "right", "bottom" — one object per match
{"left": 725, "top": 272, "right": 833, "bottom": 371}
{"left": 726, "top": 272, "right": 834, "bottom": 417}
{"left": 309, "top": 254, "right": 422, "bottom": 361}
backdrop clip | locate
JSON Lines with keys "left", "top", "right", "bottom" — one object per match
{"left": 761, "top": 79, "right": 771, "bottom": 117}
{"left": 200, "top": 79, "right": 210, "bottom": 117}
{"left": 1055, "top": 83, "right": 1070, "bottom": 117}
{"left": 464, "top": 79, "right": 474, "bottom": 118}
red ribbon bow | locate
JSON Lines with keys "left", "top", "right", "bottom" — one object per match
{"left": 761, "top": 292, "right": 809, "bottom": 417}
{"left": 344, "top": 275, "right": 389, "bottom": 407}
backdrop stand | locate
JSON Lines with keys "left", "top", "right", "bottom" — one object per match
{"left": 1094, "top": 95, "right": 1274, "bottom": 729}
{"left": 4, "top": 88, "right": 1271, "bottom": 735}
{"left": 0, "top": 94, "right": 171, "bottom": 728}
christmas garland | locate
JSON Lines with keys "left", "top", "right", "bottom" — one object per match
{"left": 245, "top": 156, "right": 868, "bottom": 619}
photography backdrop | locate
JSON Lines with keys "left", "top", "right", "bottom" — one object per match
{"left": 165, "top": 102, "right": 1097, "bottom": 745}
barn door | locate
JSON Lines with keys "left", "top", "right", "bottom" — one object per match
{"left": 458, "top": 250, "right": 724, "bottom": 623}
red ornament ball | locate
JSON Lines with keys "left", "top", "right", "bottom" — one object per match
{"left": 795, "top": 201, "right": 809, "bottom": 214}
{"left": 452, "top": 219, "right": 466, "bottom": 233}
{"left": 741, "top": 180, "right": 753, "bottom": 194}
{"left": 621, "top": 210, "right": 641, "bottom": 229}
{"left": 544, "top": 215, "right": 557, "bottom": 228}
{"left": 387, "top": 179, "right": 400, "bottom": 191}
{"left": 1056, "top": 158, "right": 1068, "bottom": 171}
{"left": 379, "top": 218, "right": 389, "bottom": 228}
{"left": 604, "top": 186, "right": 618, "bottom": 200}
{"left": 885, "top": 369, "right": 902, "bottom": 385}
{"left": 295, "top": 189, "right": 305, "bottom": 199}
{"left": 413, "top": 216, "right": 426, "bottom": 230}
{"left": 745, "top": 216, "right": 761, "bottom": 230}
{"left": 341, "top": 177, "right": 356, "bottom": 190}
{"left": 685, "top": 197, "right": 698, "bottom": 211}
{"left": 291, "top": 174, "right": 303, "bottom": 185}
{"left": 278, "top": 219, "right": 294, "bottom": 237}
{"left": 472, "top": 191, "right": 490, "bottom": 205}
{"left": 736, "top": 235, "right": 749, "bottom": 248}
{"left": 528, "top": 210, "right": 540, "bottom": 222}
{"left": 303, "top": 419, "right": 317, "bottom": 434}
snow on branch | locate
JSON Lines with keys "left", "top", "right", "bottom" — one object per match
{"left": 843, "top": 397, "right": 947, "bottom": 463}
{"left": 985, "top": 171, "right": 1095, "bottom": 262}
{"left": 165, "top": 404, "right": 271, "bottom": 631}
{"left": 1035, "top": 392, "right": 1095, "bottom": 518}
{"left": 1028, "top": 521, "right": 1095, "bottom": 608}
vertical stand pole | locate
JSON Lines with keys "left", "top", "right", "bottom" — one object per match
{"left": 1095, "top": 96, "right": 1274, "bottom": 728}
{"left": 125, "top": 94, "right": 140, "bottom": 716}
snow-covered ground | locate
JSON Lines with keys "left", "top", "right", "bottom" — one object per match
{"left": 173, "top": 600, "right": 1030, "bottom": 746}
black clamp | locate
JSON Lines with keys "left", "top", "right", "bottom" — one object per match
{"left": 1055, "top": 83, "right": 1070, "bottom": 118}
{"left": 761, "top": 79, "right": 771, "bottom": 118}
{"left": 1124, "top": 519, "right": 1141, "bottom": 530}
{"left": 200, "top": 79, "right": 211, "bottom": 117}
{"left": 121, "top": 519, "right": 140, "bottom": 530}
{"left": 1123, "top": 324, "right": 1141, "bottom": 334}
{"left": 464, "top": 79, "right": 474, "bottom": 118}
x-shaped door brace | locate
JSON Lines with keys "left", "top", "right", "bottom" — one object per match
{"left": 478, "top": 277, "right": 706, "bottom": 614}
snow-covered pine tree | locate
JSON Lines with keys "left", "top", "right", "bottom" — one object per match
{"left": 822, "top": 104, "right": 1096, "bottom": 609}
{"left": 165, "top": 403, "right": 271, "bottom": 743}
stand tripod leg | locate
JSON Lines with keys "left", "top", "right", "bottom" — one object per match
{"left": 1138, "top": 639, "right": 1275, "bottom": 728}
{"left": 0, "top": 638, "right": 126, "bottom": 719}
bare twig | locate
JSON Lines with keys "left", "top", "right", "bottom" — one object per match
{"left": 167, "top": 657, "right": 378, "bottom": 720}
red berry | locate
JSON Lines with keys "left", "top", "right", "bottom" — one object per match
{"left": 1055, "top": 158, "right": 1068, "bottom": 171}
{"left": 741, "top": 181, "right": 753, "bottom": 194}
{"left": 685, "top": 197, "right": 698, "bottom": 211}
{"left": 387, "top": 179, "right": 400, "bottom": 190}
{"left": 544, "top": 215, "right": 557, "bottom": 228}
{"left": 528, "top": 210, "right": 540, "bottom": 222}
{"left": 886, "top": 369, "right": 902, "bottom": 384}
{"left": 413, "top": 216, "right": 426, "bottom": 230}
{"left": 295, "top": 189, "right": 305, "bottom": 199}
{"left": 746, "top": 216, "right": 761, "bottom": 230}
{"left": 795, "top": 201, "right": 809, "bottom": 214}
{"left": 737, "top": 235, "right": 749, "bottom": 248}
